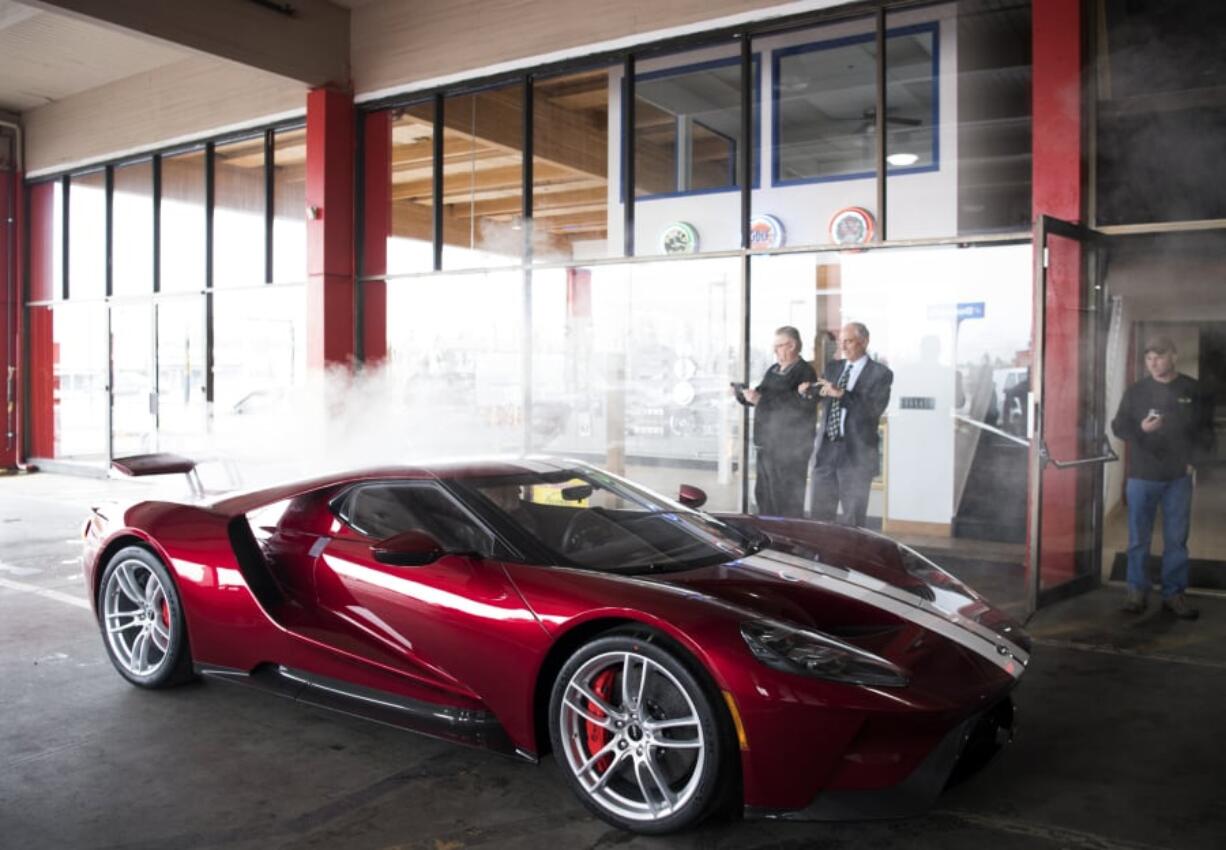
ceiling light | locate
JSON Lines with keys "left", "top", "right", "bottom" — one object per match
{"left": 887, "top": 152, "right": 919, "bottom": 167}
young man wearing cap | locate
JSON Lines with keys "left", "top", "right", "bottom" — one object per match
{"left": 1111, "top": 336, "right": 1214, "bottom": 619}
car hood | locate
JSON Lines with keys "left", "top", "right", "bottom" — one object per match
{"left": 657, "top": 515, "right": 1030, "bottom": 680}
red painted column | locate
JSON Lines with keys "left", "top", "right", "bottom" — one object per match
{"left": 306, "top": 87, "right": 356, "bottom": 368}
{"left": 26, "top": 182, "right": 57, "bottom": 459}
{"left": 360, "top": 109, "right": 389, "bottom": 365}
{"left": 1031, "top": 0, "right": 1084, "bottom": 589}
{"left": 0, "top": 161, "right": 16, "bottom": 468}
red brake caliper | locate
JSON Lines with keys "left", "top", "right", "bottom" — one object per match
{"left": 586, "top": 669, "right": 617, "bottom": 774}
{"left": 160, "top": 600, "right": 170, "bottom": 627}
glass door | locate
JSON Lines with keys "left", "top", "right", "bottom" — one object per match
{"left": 1028, "top": 216, "right": 1117, "bottom": 610}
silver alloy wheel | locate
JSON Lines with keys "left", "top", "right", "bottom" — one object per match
{"left": 103, "top": 558, "right": 173, "bottom": 678}
{"left": 558, "top": 650, "right": 705, "bottom": 823}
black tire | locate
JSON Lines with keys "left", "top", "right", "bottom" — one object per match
{"left": 548, "top": 630, "right": 734, "bottom": 834}
{"left": 97, "top": 545, "right": 195, "bottom": 689}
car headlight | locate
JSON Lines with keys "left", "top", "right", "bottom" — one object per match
{"left": 740, "top": 620, "right": 909, "bottom": 687}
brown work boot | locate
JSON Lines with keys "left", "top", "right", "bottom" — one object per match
{"left": 1162, "top": 594, "right": 1200, "bottom": 621}
{"left": 1122, "top": 588, "right": 1147, "bottom": 614}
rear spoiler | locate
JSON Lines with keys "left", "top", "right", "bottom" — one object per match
{"left": 112, "top": 453, "right": 206, "bottom": 497}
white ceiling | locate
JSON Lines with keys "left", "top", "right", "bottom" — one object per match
{"left": 0, "top": 0, "right": 189, "bottom": 112}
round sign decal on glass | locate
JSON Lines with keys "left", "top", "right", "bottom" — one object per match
{"left": 828, "top": 207, "right": 876, "bottom": 245}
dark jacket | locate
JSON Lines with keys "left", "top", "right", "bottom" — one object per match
{"left": 812, "top": 358, "right": 894, "bottom": 466}
{"left": 1111, "top": 374, "right": 1213, "bottom": 481}
{"left": 747, "top": 360, "right": 818, "bottom": 456}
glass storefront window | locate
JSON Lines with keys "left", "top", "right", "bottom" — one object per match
{"left": 749, "top": 243, "right": 1032, "bottom": 543}
{"left": 213, "top": 285, "right": 307, "bottom": 472}
{"left": 376, "top": 102, "right": 435, "bottom": 276}
{"left": 529, "top": 257, "right": 744, "bottom": 509}
{"left": 110, "top": 303, "right": 156, "bottom": 456}
{"left": 442, "top": 85, "right": 525, "bottom": 269}
{"left": 28, "top": 181, "right": 63, "bottom": 302}
{"left": 160, "top": 148, "right": 207, "bottom": 293}
{"left": 50, "top": 301, "right": 109, "bottom": 461}
{"left": 532, "top": 68, "right": 614, "bottom": 263}
{"left": 112, "top": 160, "right": 153, "bottom": 297}
{"left": 273, "top": 127, "right": 307, "bottom": 283}
{"left": 629, "top": 44, "right": 753, "bottom": 256}
{"left": 384, "top": 270, "right": 526, "bottom": 458}
{"left": 887, "top": 2, "right": 1032, "bottom": 237}
{"left": 68, "top": 171, "right": 106, "bottom": 299}
{"left": 213, "top": 136, "right": 266, "bottom": 288}
{"left": 156, "top": 296, "right": 208, "bottom": 453}
{"left": 1096, "top": 0, "right": 1226, "bottom": 224}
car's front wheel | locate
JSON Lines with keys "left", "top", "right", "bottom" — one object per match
{"left": 549, "top": 631, "right": 732, "bottom": 833}
{"left": 97, "top": 546, "right": 194, "bottom": 688}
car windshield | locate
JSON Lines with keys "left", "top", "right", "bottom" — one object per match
{"left": 448, "top": 466, "right": 760, "bottom": 573}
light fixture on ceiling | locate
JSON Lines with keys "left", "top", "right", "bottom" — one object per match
{"left": 886, "top": 152, "right": 919, "bottom": 167}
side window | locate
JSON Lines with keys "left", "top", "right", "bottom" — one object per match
{"left": 338, "top": 483, "right": 499, "bottom": 557}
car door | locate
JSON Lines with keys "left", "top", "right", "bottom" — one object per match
{"left": 312, "top": 480, "right": 549, "bottom": 714}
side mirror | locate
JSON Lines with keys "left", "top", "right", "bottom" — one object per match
{"left": 372, "top": 530, "right": 445, "bottom": 566}
{"left": 677, "top": 484, "right": 707, "bottom": 509}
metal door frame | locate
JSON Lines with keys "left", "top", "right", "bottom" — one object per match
{"left": 1027, "top": 215, "right": 1118, "bottom": 612}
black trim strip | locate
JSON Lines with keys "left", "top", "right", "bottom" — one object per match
{"left": 623, "top": 54, "right": 635, "bottom": 257}
{"left": 60, "top": 175, "right": 69, "bottom": 300}
{"left": 204, "top": 142, "right": 215, "bottom": 405}
{"left": 264, "top": 129, "right": 274, "bottom": 284}
{"left": 875, "top": 6, "right": 887, "bottom": 243}
{"left": 432, "top": 94, "right": 444, "bottom": 272}
{"left": 104, "top": 166, "right": 114, "bottom": 298}
{"left": 152, "top": 154, "right": 161, "bottom": 294}
{"left": 195, "top": 662, "right": 527, "bottom": 759}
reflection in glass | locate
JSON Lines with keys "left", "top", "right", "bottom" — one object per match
{"left": 532, "top": 68, "right": 612, "bottom": 262}
{"left": 385, "top": 270, "right": 526, "bottom": 456}
{"left": 112, "top": 161, "right": 153, "bottom": 296}
{"left": 750, "top": 244, "right": 1032, "bottom": 557}
{"left": 156, "top": 297, "right": 207, "bottom": 453}
{"left": 888, "top": 2, "right": 1032, "bottom": 237}
{"left": 110, "top": 304, "right": 156, "bottom": 456}
{"left": 273, "top": 127, "right": 307, "bottom": 283}
{"left": 28, "top": 181, "right": 63, "bottom": 301}
{"left": 635, "top": 56, "right": 752, "bottom": 197}
{"left": 68, "top": 171, "right": 106, "bottom": 299}
{"left": 213, "top": 286, "right": 307, "bottom": 428}
{"left": 442, "top": 86, "right": 525, "bottom": 268}
{"left": 530, "top": 257, "right": 744, "bottom": 510}
{"left": 51, "top": 301, "right": 109, "bottom": 461}
{"left": 384, "top": 103, "right": 435, "bottom": 275}
{"left": 214, "top": 136, "right": 266, "bottom": 288}
{"left": 160, "top": 149, "right": 206, "bottom": 293}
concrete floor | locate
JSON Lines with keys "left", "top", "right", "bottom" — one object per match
{"left": 3, "top": 471, "right": 1225, "bottom": 850}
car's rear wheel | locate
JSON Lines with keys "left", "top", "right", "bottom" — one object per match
{"left": 98, "top": 546, "right": 194, "bottom": 688}
{"left": 549, "top": 632, "right": 731, "bottom": 833}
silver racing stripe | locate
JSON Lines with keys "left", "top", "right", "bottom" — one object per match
{"left": 740, "top": 551, "right": 1029, "bottom": 678}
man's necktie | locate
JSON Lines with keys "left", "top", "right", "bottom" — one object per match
{"left": 825, "top": 364, "right": 852, "bottom": 441}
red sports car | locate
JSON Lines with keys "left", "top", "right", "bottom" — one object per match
{"left": 83, "top": 457, "right": 1028, "bottom": 834}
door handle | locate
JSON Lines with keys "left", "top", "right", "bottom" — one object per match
{"left": 1040, "top": 436, "right": 1119, "bottom": 470}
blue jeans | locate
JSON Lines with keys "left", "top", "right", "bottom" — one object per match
{"left": 1125, "top": 475, "right": 1192, "bottom": 598}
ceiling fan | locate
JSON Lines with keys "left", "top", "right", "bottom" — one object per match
{"left": 832, "top": 107, "right": 924, "bottom": 135}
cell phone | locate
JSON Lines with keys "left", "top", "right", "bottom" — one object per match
{"left": 730, "top": 381, "right": 747, "bottom": 391}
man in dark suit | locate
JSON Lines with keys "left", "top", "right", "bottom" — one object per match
{"left": 802, "top": 322, "right": 893, "bottom": 527}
